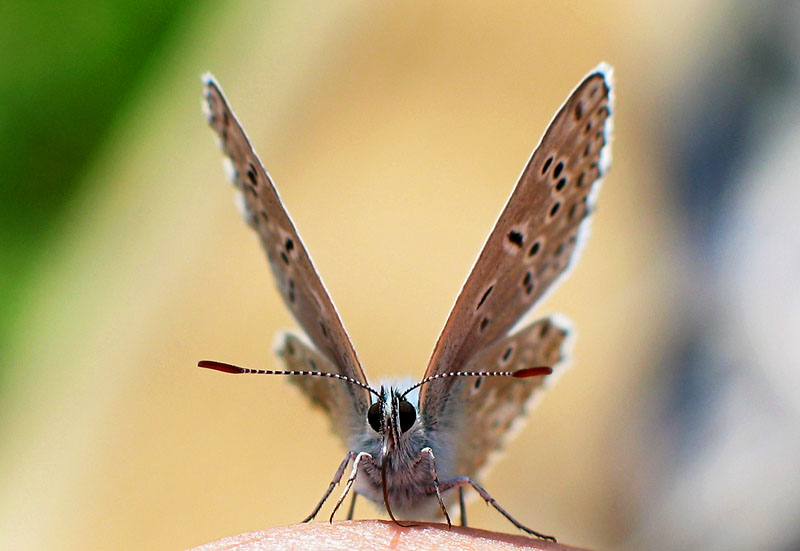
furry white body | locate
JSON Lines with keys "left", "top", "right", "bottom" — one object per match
{"left": 349, "top": 381, "right": 455, "bottom": 518}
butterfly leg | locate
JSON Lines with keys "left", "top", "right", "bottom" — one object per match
{"left": 459, "top": 487, "right": 467, "bottom": 527}
{"left": 329, "top": 452, "right": 374, "bottom": 523}
{"left": 302, "top": 451, "right": 356, "bottom": 523}
{"left": 346, "top": 491, "right": 358, "bottom": 521}
{"left": 418, "top": 447, "right": 452, "bottom": 529}
{"left": 438, "top": 477, "right": 555, "bottom": 542}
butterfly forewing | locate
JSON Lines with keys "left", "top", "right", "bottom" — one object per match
{"left": 420, "top": 66, "right": 612, "bottom": 410}
{"left": 203, "top": 74, "right": 369, "bottom": 413}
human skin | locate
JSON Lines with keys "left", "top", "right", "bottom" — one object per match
{"left": 189, "top": 521, "right": 589, "bottom": 551}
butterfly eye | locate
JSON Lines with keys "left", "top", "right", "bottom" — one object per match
{"left": 398, "top": 400, "right": 416, "bottom": 433}
{"left": 367, "top": 402, "right": 382, "bottom": 433}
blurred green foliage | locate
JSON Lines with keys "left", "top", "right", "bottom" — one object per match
{"left": 0, "top": 1, "right": 198, "bottom": 382}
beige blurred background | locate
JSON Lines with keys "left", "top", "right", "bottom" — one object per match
{"left": 2, "top": 1, "right": 799, "bottom": 550}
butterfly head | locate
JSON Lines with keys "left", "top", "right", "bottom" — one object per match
{"left": 367, "top": 386, "right": 417, "bottom": 452}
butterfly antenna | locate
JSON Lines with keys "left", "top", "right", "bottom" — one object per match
{"left": 399, "top": 367, "right": 552, "bottom": 399}
{"left": 198, "top": 360, "right": 383, "bottom": 399}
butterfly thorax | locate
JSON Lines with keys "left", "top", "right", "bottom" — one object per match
{"left": 350, "top": 384, "right": 457, "bottom": 517}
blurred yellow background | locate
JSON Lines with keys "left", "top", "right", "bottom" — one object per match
{"left": 3, "top": 1, "right": 799, "bottom": 550}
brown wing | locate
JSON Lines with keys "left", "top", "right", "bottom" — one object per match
{"left": 274, "top": 331, "right": 367, "bottom": 446}
{"left": 446, "top": 317, "right": 568, "bottom": 478}
{"left": 420, "top": 65, "right": 612, "bottom": 412}
{"left": 202, "top": 74, "right": 369, "bottom": 414}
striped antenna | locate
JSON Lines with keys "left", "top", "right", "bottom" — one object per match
{"left": 198, "top": 360, "right": 383, "bottom": 399}
{"left": 399, "top": 366, "right": 552, "bottom": 399}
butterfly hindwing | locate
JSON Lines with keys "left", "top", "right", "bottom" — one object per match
{"left": 450, "top": 317, "right": 568, "bottom": 478}
{"left": 420, "top": 65, "right": 613, "bottom": 414}
{"left": 203, "top": 74, "right": 369, "bottom": 414}
{"left": 275, "top": 331, "right": 367, "bottom": 446}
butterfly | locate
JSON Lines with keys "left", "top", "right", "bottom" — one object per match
{"left": 199, "top": 63, "right": 613, "bottom": 542}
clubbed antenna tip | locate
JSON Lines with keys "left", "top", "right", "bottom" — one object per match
{"left": 513, "top": 367, "right": 553, "bottom": 378}
{"left": 198, "top": 360, "right": 246, "bottom": 373}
